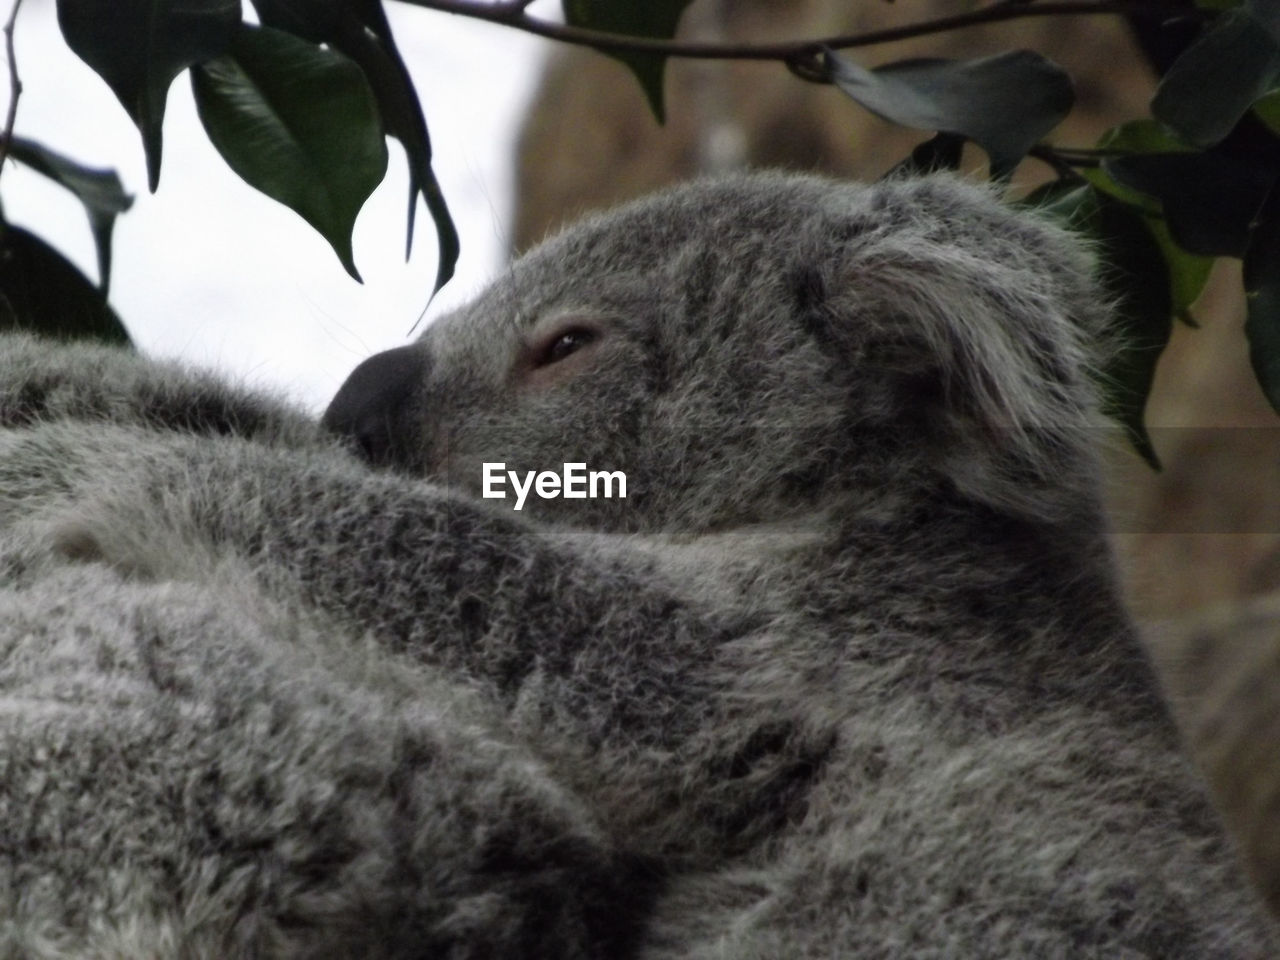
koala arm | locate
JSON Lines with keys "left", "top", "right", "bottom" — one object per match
{"left": 7, "top": 413, "right": 796, "bottom": 864}
{"left": 0, "top": 334, "right": 743, "bottom": 765}
{"left": 0, "top": 558, "right": 659, "bottom": 960}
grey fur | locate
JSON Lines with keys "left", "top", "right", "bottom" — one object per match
{"left": 1, "top": 172, "right": 1273, "bottom": 957}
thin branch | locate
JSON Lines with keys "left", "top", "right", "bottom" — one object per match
{"left": 392, "top": 0, "right": 1192, "bottom": 65}
{"left": 0, "top": 0, "right": 22, "bottom": 175}
{"left": 1028, "top": 145, "right": 1098, "bottom": 177}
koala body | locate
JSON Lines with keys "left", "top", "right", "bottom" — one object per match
{"left": 1, "top": 173, "right": 1274, "bottom": 957}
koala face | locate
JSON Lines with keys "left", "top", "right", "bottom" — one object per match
{"left": 325, "top": 173, "right": 1105, "bottom": 534}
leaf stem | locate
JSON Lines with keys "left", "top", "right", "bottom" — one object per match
{"left": 390, "top": 0, "right": 1192, "bottom": 63}
{"left": 0, "top": 0, "right": 23, "bottom": 177}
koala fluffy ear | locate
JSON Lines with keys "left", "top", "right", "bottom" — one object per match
{"left": 818, "top": 180, "right": 1111, "bottom": 527}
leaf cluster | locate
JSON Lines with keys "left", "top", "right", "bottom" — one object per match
{"left": 4, "top": 0, "right": 460, "bottom": 344}
{"left": 564, "top": 0, "right": 1280, "bottom": 467}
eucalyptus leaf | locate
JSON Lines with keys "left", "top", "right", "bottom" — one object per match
{"left": 56, "top": 0, "right": 239, "bottom": 191}
{"left": 1097, "top": 118, "right": 1194, "bottom": 155}
{"left": 249, "top": 0, "right": 339, "bottom": 40}
{"left": 1152, "top": 5, "right": 1280, "bottom": 148}
{"left": 887, "top": 132, "right": 966, "bottom": 177}
{"left": 1104, "top": 150, "right": 1276, "bottom": 256}
{"left": 1026, "top": 182, "right": 1169, "bottom": 467}
{"left": 562, "top": 0, "right": 695, "bottom": 123}
{"left": 1092, "top": 196, "right": 1173, "bottom": 469}
{"left": 6, "top": 138, "right": 133, "bottom": 294}
{"left": 1077, "top": 122, "right": 1180, "bottom": 214}
{"left": 0, "top": 224, "right": 130, "bottom": 346}
{"left": 191, "top": 24, "right": 388, "bottom": 281}
{"left": 825, "top": 49, "right": 1073, "bottom": 177}
{"left": 255, "top": 0, "right": 459, "bottom": 294}
{"left": 1147, "top": 216, "right": 1213, "bottom": 324}
{"left": 1244, "top": 182, "right": 1280, "bottom": 412}
{"left": 1256, "top": 88, "right": 1280, "bottom": 134}
{"left": 1078, "top": 182, "right": 1213, "bottom": 325}
{"left": 1079, "top": 125, "right": 1214, "bottom": 324}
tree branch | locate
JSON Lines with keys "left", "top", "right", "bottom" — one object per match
{"left": 0, "top": 0, "right": 22, "bottom": 175}
{"left": 391, "top": 0, "right": 1192, "bottom": 66}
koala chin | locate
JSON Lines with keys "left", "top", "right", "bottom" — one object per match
{"left": 1, "top": 172, "right": 1275, "bottom": 958}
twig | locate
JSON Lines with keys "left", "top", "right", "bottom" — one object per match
{"left": 0, "top": 0, "right": 22, "bottom": 175}
{"left": 392, "top": 0, "right": 1191, "bottom": 63}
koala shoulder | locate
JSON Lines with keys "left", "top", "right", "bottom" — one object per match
{"left": 0, "top": 331, "right": 320, "bottom": 448}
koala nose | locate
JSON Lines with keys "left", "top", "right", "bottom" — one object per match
{"left": 323, "top": 345, "right": 425, "bottom": 469}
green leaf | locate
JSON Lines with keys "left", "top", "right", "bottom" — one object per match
{"left": 6, "top": 138, "right": 133, "bottom": 295}
{"left": 254, "top": 0, "right": 459, "bottom": 294}
{"left": 1244, "top": 182, "right": 1280, "bottom": 411}
{"left": 248, "top": 0, "right": 339, "bottom": 40}
{"left": 56, "top": 0, "right": 239, "bottom": 191}
{"left": 886, "top": 132, "right": 966, "bottom": 177}
{"left": 1097, "top": 118, "right": 1194, "bottom": 155}
{"left": 1147, "top": 215, "right": 1214, "bottom": 324}
{"left": 1078, "top": 125, "right": 1215, "bottom": 324}
{"left": 1093, "top": 196, "right": 1173, "bottom": 470}
{"left": 562, "top": 0, "right": 695, "bottom": 123}
{"left": 1103, "top": 150, "right": 1275, "bottom": 256}
{"left": 1256, "top": 88, "right": 1280, "bottom": 134}
{"left": 0, "top": 224, "right": 131, "bottom": 346}
{"left": 1077, "top": 175, "right": 1209, "bottom": 326}
{"left": 1027, "top": 182, "right": 1170, "bottom": 467}
{"left": 1152, "top": 2, "right": 1280, "bottom": 148}
{"left": 1079, "top": 121, "right": 1188, "bottom": 215}
{"left": 191, "top": 24, "right": 388, "bottom": 281}
{"left": 825, "top": 49, "right": 1073, "bottom": 178}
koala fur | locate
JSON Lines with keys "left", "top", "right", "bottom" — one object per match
{"left": 1, "top": 172, "right": 1275, "bottom": 957}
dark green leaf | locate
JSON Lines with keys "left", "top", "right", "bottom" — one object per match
{"left": 1027, "top": 182, "right": 1170, "bottom": 467}
{"left": 249, "top": 0, "right": 339, "bottom": 40}
{"left": 1075, "top": 186, "right": 1212, "bottom": 326}
{"left": 254, "top": 0, "right": 459, "bottom": 293}
{"left": 1077, "top": 122, "right": 1181, "bottom": 214}
{"left": 825, "top": 49, "right": 1073, "bottom": 178}
{"left": 1093, "top": 196, "right": 1173, "bottom": 469}
{"left": 1097, "top": 118, "right": 1194, "bottom": 155}
{"left": 1152, "top": 4, "right": 1280, "bottom": 148}
{"left": 6, "top": 138, "right": 133, "bottom": 295}
{"left": 1244, "top": 181, "right": 1280, "bottom": 411}
{"left": 1256, "top": 88, "right": 1280, "bottom": 134}
{"left": 1147, "top": 216, "right": 1214, "bottom": 324}
{"left": 191, "top": 24, "right": 388, "bottom": 281}
{"left": 56, "top": 0, "right": 239, "bottom": 191}
{"left": 886, "top": 132, "right": 966, "bottom": 177}
{"left": 562, "top": 0, "right": 695, "bottom": 123}
{"left": 1104, "top": 150, "right": 1275, "bottom": 256}
{"left": 1078, "top": 126, "right": 1215, "bottom": 324}
{"left": 0, "top": 224, "right": 130, "bottom": 346}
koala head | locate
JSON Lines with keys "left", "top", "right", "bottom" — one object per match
{"left": 324, "top": 172, "right": 1110, "bottom": 535}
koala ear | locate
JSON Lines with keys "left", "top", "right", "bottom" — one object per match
{"left": 818, "top": 180, "right": 1110, "bottom": 526}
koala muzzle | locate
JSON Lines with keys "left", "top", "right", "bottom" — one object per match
{"left": 323, "top": 344, "right": 425, "bottom": 469}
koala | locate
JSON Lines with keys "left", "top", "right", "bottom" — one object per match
{"left": 1, "top": 172, "right": 1275, "bottom": 958}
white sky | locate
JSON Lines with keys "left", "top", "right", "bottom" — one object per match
{"left": 3, "top": 0, "right": 555, "bottom": 411}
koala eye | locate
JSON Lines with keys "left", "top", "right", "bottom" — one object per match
{"left": 536, "top": 327, "right": 598, "bottom": 368}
